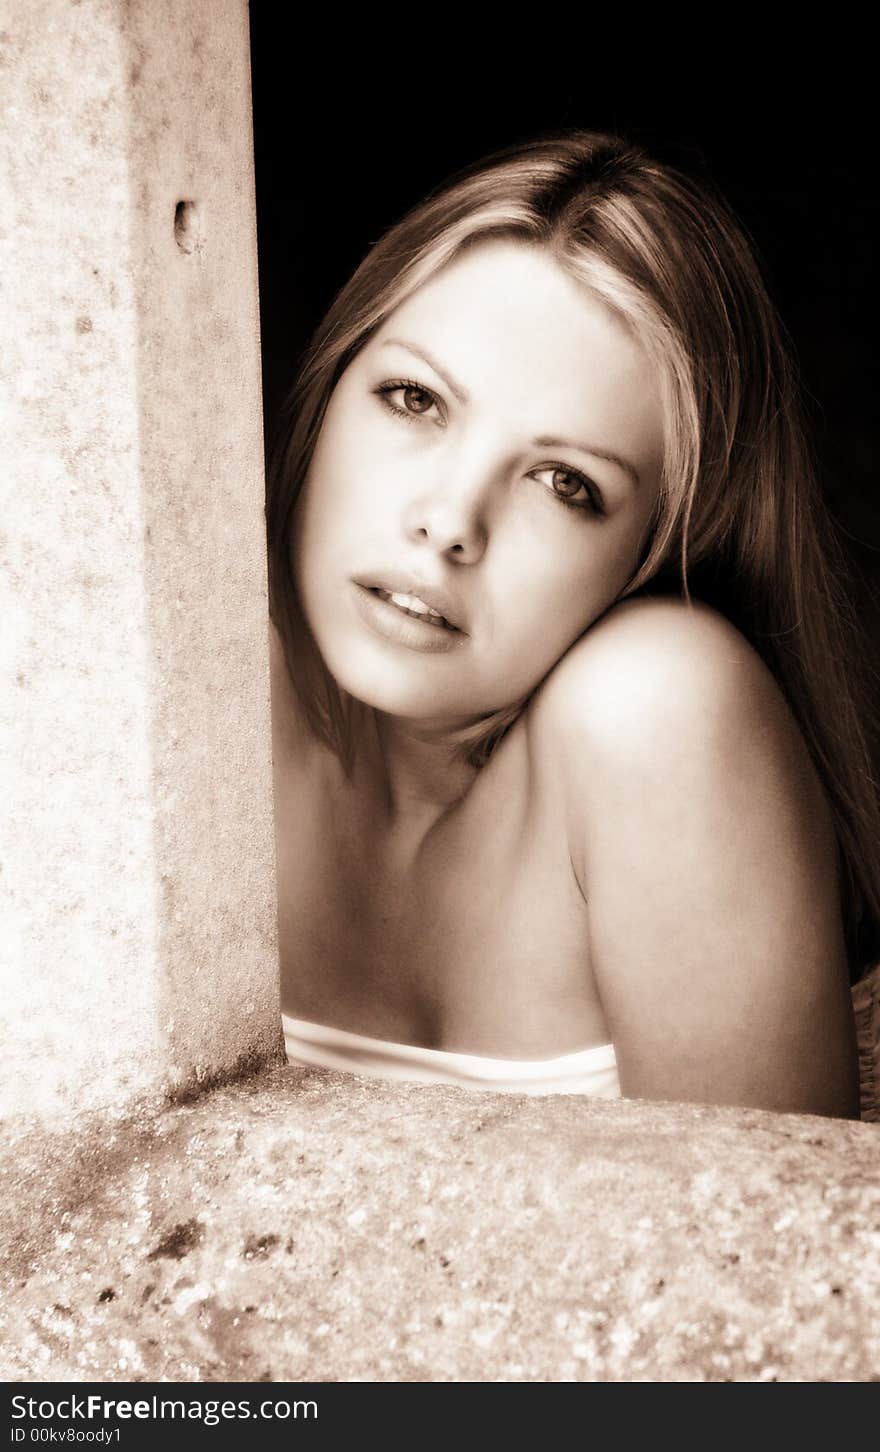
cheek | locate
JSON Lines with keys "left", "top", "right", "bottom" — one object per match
{"left": 525, "top": 536, "right": 618, "bottom": 607}
{"left": 494, "top": 568, "right": 593, "bottom": 663}
{"left": 499, "top": 534, "right": 639, "bottom": 654}
{"left": 295, "top": 459, "right": 352, "bottom": 565}
{"left": 303, "top": 425, "right": 390, "bottom": 544}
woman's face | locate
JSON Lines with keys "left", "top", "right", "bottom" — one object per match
{"left": 293, "top": 239, "right": 665, "bottom": 726}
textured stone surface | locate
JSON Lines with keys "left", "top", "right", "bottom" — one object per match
{"left": 2, "top": 1068, "right": 878, "bottom": 1382}
{"left": 0, "top": 0, "right": 280, "bottom": 1121}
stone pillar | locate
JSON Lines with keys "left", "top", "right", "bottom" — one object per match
{"left": 1, "top": 0, "right": 280, "bottom": 1124}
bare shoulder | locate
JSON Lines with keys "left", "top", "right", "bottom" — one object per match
{"left": 528, "top": 594, "right": 832, "bottom": 829}
{"left": 526, "top": 595, "right": 859, "bottom": 1117}
{"left": 529, "top": 594, "right": 792, "bottom": 757}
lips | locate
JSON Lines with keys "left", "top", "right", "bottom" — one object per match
{"left": 372, "top": 589, "right": 454, "bottom": 630}
{"left": 355, "top": 572, "right": 467, "bottom": 633}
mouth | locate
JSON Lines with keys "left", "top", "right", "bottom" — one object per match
{"left": 354, "top": 574, "right": 467, "bottom": 633}
{"left": 366, "top": 587, "right": 458, "bottom": 632}
{"left": 351, "top": 582, "right": 467, "bottom": 654}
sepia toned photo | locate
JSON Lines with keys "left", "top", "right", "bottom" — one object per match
{"left": 2, "top": 0, "right": 879, "bottom": 1400}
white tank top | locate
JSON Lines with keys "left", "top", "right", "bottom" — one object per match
{"left": 282, "top": 1013, "right": 620, "bottom": 1097}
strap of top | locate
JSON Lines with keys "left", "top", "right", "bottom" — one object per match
{"left": 282, "top": 1013, "right": 620, "bottom": 1097}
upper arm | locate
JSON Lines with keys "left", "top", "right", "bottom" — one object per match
{"left": 531, "top": 598, "right": 860, "bottom": 1118}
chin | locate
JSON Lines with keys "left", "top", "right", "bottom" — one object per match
{"left": 338, "top": 673, "right": 477, "bottom": 722}
{"left": 322, "top": 654, "right": 498, "bottom": 724}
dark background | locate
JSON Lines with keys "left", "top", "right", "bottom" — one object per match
{"left": 248, "top": 16, "right": 878, "bottom": 655}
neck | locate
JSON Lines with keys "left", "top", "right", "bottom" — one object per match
{"left": 356, "top": 707, "right": 481, "bottom": 849}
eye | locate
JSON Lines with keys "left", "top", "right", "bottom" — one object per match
{"left": 375, "top": 379, "right": 444, "bottom": 426}
{"left": 531, "top": 464, "right": 606, "bottom": 517}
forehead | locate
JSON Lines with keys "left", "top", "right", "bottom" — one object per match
{"left": 370, "top": 240, "right": 663, "bottom": 449}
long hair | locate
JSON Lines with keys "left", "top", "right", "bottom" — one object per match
{"left": 266, "top": 128, "right": 880, "bottom": 978}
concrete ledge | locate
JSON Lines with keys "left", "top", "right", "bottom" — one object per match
{"left": 2, "top": 1070, "right": 878, "bottom": 1381}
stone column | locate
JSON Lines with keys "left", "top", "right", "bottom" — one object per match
{"left": 1, "top": 0, "right": 281, "bottom": 1123}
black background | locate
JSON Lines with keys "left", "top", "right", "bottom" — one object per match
{"left": 248, "top": 17, "right": 878, "bottom": 652}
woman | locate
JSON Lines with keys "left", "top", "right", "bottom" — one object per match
{"left": 266, "top": 130, "right": 880, "bottom": 1118}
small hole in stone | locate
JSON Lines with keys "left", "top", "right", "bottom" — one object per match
{"left": 174, "top": 200, "right": 199, "bottom": 254}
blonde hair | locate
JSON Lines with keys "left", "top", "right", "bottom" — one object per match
{"left": 267, "top": 129, "right": 880, "bottom": 976}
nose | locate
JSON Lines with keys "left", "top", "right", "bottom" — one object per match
{"left": 401, "top": 460, "right": 490, "bottom": 564}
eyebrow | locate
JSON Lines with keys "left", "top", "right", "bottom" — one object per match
{"left": 382, "top": 338, "right": 471, "bottom": 406}
{"left": 380, "top": 337, "right": 641, "bottom": 488}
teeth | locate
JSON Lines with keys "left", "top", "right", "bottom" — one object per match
{"left": 373, "top": 588, "right": 453, "bottom": 629}
{"left": 389, "top": 591, "right": 441, "bottom": 617}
